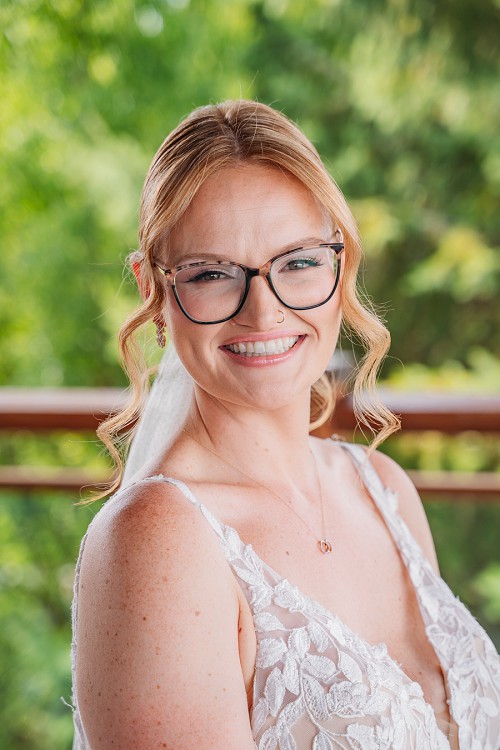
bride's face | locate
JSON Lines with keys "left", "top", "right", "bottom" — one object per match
{"left": 159, "top": 163, "right": 343, "bottom": 413}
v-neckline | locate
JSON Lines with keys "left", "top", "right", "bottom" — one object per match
{"left": 144, "top": 445, "right": 457, "bottom": 748}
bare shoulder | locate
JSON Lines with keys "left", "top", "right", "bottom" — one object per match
{"left": 80, "top": 478, "right": 234, "bottom": 580}
{"left": 368, "top": 448, "right": 440, "bottom": 573}
{"left": 77, "top": 480, "right": 241, "bottom": 612}
{"left": 75, "top": 480, "right": 255, "bottom": 749}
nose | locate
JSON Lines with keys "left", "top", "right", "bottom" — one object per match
{"left": 231, "top": 274, "right": 283, "bottom": 329}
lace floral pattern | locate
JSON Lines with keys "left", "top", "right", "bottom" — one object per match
{"left": 71, "top": 444, "right": 500, "bottom": 750}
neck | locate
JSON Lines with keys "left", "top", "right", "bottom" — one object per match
{"left": 184, "top": 384, "right": 315, "bottom": 488}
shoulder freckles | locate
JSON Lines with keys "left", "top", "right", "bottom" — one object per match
{"left": 87, "top": 479, "right": 204, "bottom": 536}
{"left": 79, "top": 480, "right": 236, "bottom": 588}
{"left": 82, "top": 481, "right": 192, "bottom": 548}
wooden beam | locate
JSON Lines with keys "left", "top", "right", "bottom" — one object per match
{"left": 407, "top": 470, "right": 500, "bottom": 500}
{"left": 1, "top": 388, "right": 499, "bottom": 433}
{"left": 0, "top": 388, "right": 128, "bottom": 430}
{"left": 330, "top": 390, "right": 500, "bottom": 433}
{"left": 0, "top": 466, "right": 110, "bottom": 493}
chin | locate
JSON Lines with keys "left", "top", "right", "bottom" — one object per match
{"left": 195, "top": 371, "right": 317, "bottom": 413}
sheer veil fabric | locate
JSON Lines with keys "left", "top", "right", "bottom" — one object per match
{"left": 122, "top": 342, "right": 193, "bottom": 486}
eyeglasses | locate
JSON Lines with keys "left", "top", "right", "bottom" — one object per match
{"left": 154, "top": 234, "right": 344, "bottom": 325}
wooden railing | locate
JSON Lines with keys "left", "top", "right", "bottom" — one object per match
{"left": 0, "top": 388, "right": 499, "bottom": 499}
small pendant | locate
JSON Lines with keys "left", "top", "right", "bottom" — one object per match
{"left": 318, "top": 539, "right": 333, "bottom": 554}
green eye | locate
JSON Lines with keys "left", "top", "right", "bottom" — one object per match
{"left": 286, "top": 257, "right": 323, "bottom": 271}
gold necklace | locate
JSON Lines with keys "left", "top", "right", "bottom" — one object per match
{"left": 183, "top": 430, "right": 334, "bottom": 555}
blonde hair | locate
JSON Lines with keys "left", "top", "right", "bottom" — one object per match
{"left": 96, "top": 100, "right": 399, "bottom": 498}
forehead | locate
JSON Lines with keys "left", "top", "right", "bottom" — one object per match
{"left": 165, "top": 164, "right": 330, "bottom": 264}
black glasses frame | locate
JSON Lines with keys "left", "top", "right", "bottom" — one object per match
{"left": 154, "top": 242, "right": 345, "bottom": 325}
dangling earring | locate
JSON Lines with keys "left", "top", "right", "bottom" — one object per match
{"left": 154, "top": 315, "right": 166, "bottom": 348}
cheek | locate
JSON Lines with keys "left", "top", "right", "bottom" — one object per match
{"left": 314, "top": 299, "right": 342, "bottom": 366}
{"left": 319, "top": 294, "right": 342, "bottom": 336}
{"left": 162, "top": 293, "right": 224, "bottom": 377}
{"left": 162, "top": 290, "right": 206, "bottom": 355}
{"left": 161, "top": 294, "right": 197, "bottom": 363}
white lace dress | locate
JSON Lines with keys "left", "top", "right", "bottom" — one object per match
{"left": 71, "top": 443, "right": 500, "bottom": 750}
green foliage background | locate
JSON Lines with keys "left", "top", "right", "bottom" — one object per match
{"left": 1, "top": 0, "right": 499, "bottom": 747}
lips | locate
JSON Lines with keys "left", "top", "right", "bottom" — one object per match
{"left": 223, "top": 335, "right": 300, "bottom": 357}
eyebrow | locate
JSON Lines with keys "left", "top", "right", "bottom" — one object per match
{"left": 168, "top": 236, "right": 333, "bottom": 267}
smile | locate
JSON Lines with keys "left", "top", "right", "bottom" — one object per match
{"left": 224, "top": 336, "right": 300, "bottom": 357}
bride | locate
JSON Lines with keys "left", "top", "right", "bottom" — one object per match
{"left": 71, "top": 100, "right": 500, "bottom": 750}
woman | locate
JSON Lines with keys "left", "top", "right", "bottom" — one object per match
{"left": 71, "top": 101, "right": 500, "bottom": 750}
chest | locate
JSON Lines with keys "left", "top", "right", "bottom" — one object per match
{"left": 238, "top": 521, "right": 446, "bottom": 682}
{"left": 224, "top": 478, "right": 422, "bottom": 647}
{"left": 216, "top": 488, "right": 455, "bottom": 742}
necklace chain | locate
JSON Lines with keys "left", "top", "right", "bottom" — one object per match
{"left": 183, "top": 430, "right": 334, "bottom": 555}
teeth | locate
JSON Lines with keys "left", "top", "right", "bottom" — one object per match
{"left": 226, "top": 336, "right": 299, "bottom": 357}
{"left": 266, "top": 340, "right": 277, "bottom": 354}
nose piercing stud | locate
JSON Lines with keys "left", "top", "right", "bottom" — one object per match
{"left": 277, "top": 310, "right": 285, "bottom": 324}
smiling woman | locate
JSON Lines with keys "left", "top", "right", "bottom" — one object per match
{"left": 71, "top": 101, "right": 500, "bottom": 750}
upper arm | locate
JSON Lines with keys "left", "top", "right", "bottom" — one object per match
{"left": 74, "top": 484, "right": 256, "bottom": 750}
{"left": 369, "top": 449, "right": 440, "bottom": 574}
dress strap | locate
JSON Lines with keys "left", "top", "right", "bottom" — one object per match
{"left": 337, "top": 442, "right": 399, "bottom": 515}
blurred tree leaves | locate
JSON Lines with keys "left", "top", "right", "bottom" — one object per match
{"left": 0, "top": 493, "right": 101, "bottom": 749}
{"left": 405, "top": 226, "right": 499, "bottom": 301}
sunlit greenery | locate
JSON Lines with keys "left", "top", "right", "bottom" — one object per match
{"left": 1, "top": 0, "right": 499, "bottom": 747}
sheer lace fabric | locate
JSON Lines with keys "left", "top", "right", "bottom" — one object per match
{"left": 71, "top": 443, "right": 500, "bottom": 750}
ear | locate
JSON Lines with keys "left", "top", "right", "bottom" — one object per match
{"left": 132, "top": 260, "right": 151, "bottom": 300}
{"left": 132, "top": 261, "right": 141, "bottom": 285}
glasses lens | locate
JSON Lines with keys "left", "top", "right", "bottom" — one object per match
{"left": 174, "top": 263, "right": 246, "bottom": 322}
{"left": 270, "top": 246, "right": 339, "bottom": 309}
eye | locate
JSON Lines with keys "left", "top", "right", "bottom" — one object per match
{"left": 177, "top": 264, "right": 240, "bottom": 284}
{"left": 188, "top": 269, "right": 230, "bottom": 282}
{"left": 283, "top": 255, "right": 324, "bottom": 271}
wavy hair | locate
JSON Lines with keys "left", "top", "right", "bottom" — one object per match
{"left": 95, "top": 100, "right": 399, "bottom": 499}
